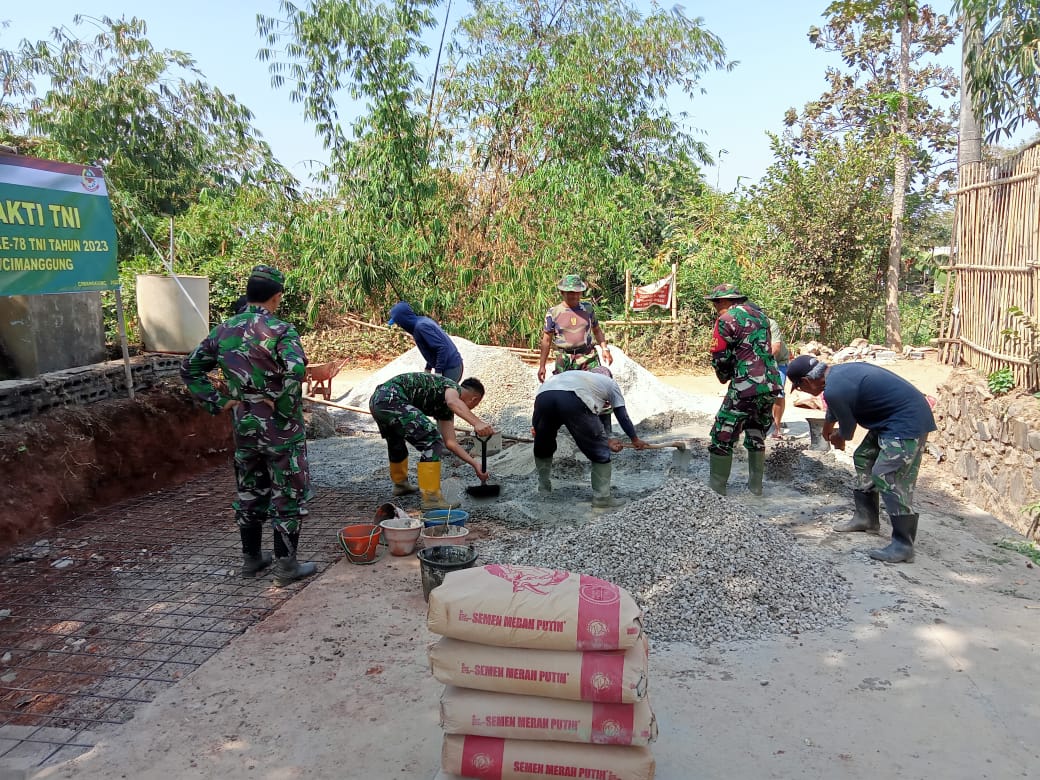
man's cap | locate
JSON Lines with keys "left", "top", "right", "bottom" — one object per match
{"left": 249, "top": 264, "right": 285, "bottom": 288}
{"left": 557, "top": 274, "right": 588, "bottom": 292}
{"left": 703, "top": 283, "right": 746, "bottom": 301}
{"left": 590, "top": 366, "right": 613, "bottom": 378}
{"left": 787, "top": 354, "right": 825, "bottom": 386}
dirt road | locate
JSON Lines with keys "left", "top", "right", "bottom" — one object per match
{"left": 28, "top": 360, "right": 1040, "bottom": 780}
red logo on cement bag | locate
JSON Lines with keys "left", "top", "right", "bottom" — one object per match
{"left": 577, "top": 574, "right": 622, "bottom": 649}
{"left": 485, "top": 564, "right": 569, "bottom": 594}
{"left": 460, "top": 735, "right": 504, "bottom": 778}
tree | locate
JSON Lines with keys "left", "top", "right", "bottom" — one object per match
{"left": 439, "top": 0, "right": 729, "bottom": 178}
{"left": 753, "top": 134, "right": 893, "bottom": 343}
{"left": 953, "top": 0, "right": 1040, "bottom": 143}
{"left": 258, "top": 0, "right": 731, "bottom": 336}
{"left": 3, "top": 15, "right": 293, "bottom": 264}
{"left": 787, "top": 1, "right": 958, "bottom": 349}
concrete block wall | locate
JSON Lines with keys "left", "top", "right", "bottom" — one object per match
{"left": 0, "top": 354, "right": 185, "bottom": 422}
{"left": 933, "top": 369, "right": 1040, "bottom": 538}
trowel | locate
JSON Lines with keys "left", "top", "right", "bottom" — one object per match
{"left": 465, "top": 435, "right": 501, "bottom": 498}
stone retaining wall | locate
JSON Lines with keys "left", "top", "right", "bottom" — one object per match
{"left": 0, "top": 354, "right": 184, "bottom": 422}
{"left": 933, "top": 369, "right": 1040, "bottom": 538}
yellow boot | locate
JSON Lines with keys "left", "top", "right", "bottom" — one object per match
{"left": 417, "top": 460, "right": 450, "bottom": 509}
{"left": 389, "top": 459, "right": 418, "bottom": 496}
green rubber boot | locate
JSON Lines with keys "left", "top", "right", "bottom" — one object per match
{"left": 535, "top": 457, "right": 553, "bottom": 493}
{"left": 747, "top": 450, "right": 765, "bottom": 496}
{"left": 708, "top": 453, "right": 733, "bottom": 496}
{"left": 590, "top": 461, "right": 625, "bottom": 508}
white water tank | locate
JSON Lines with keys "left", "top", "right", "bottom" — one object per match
{"left": 136, "top": 274, "right": 210, "bottom": 353}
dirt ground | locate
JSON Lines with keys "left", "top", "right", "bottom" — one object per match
{"left": 17, "top": 357, "right": 1040, "bottom": 780}
{"left": 0, "top": 388, "right": 232, "bottom": 546}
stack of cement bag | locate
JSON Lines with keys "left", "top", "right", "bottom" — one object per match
{"left": 427, "top": 564, "right": 656, "bottom": 780}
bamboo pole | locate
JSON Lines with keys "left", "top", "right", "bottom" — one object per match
{"left": 671, "top": 263, "right": 678, "bottom": 321}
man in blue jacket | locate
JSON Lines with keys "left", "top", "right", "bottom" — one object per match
{"left": 388, "top": 302, "right": 464, "bottom": 381}
{"left": 786, "top": 355, "right": 936, "bottom": 563}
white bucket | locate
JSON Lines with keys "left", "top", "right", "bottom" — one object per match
{"left": 136, "top": 274, "right": 210, "bottom": 353}
{"left": 420, "top": 525, "right": 471, "bottom": 549}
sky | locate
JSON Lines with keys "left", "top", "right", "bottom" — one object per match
{"left": 2, "top": 0, "right": 963, "bottom": 193}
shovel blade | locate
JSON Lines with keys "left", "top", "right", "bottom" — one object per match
{"left": 670, "top": 447, "right": 693, "bottom": 472}
{"left": 465, "top": 484, "right": 501, "bottom": 498}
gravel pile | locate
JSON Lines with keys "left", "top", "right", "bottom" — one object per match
{"left": 477, "top": 478, "right": 851, "bottom": 645}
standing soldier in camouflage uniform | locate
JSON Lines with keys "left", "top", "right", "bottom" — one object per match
{"left": 369, "top": 372, "right": 494, "bottom": 508}
{"left": 786, "top": 355, "right": 936, "bottom": 563}
{"left": 180, "top": 265, "right": 317, "bottom": 587}
{"left": 537, "top": 274, "right": 613, "bottom": 383}
{"left": 704, "top": 284, "right": 781, "bottom": 496}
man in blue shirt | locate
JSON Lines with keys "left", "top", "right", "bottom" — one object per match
{"left": 786, "top": 355, "right": 936, "bottom": 563}
{"left": 388, "top": 302, "right": 464, "bottom": 381}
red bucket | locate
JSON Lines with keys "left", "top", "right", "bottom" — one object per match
{"left": 338, "top": 523, "right": 384, "bottom": 564}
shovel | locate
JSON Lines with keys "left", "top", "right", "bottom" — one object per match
{"left": 620, "top": 439, "right": 694, "bottom": 471}
{"left": 465, "top": 435, "right": 501, "bottom": 498}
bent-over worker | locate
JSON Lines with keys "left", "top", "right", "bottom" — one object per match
{"left": 387, "top": 301, "right": 464, "bottom": 382}
{"left": 369, "top": 372, "right": 493, "bottom": 508}
{"left": 786, "top": 355, "right": 936, "bottom": 563}
{"left": 532, "top": 367, "right": 648, "bottom": 508}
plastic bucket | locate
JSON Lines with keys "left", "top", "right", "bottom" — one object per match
{"left": 338, "top": 523, "right": 384, "bottom": 564}
{"left": 421, "top": 509, "right": 469, "bottom": 528}
{"left": 417, "top": 544, "right": 478, "bottom": 602}
{"left": 379, "top": 519, "right": 422, "bottom": 556}
{"left": 420, "top": 524, "right": 470, "bottom": 549}
{"left": 805, "top": 417, "right": 831, "bottom": 452}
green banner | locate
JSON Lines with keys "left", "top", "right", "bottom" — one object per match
{"left": 0, "top": 154, "right": 119, "bottom": 296}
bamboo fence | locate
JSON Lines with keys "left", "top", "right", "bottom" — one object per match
{"left": 938, "top": 141, "right": 1040, "bottom": 390}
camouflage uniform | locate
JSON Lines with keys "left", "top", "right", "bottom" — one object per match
{"left": 544, "top": 301, "right": 603, "bottom": 374}
{"left": 708, "top": 301, "right": 782, "bottom": 455}
{"left": 369, "top": 372, "right": 461, "bottom": 462}
{"left": 180, "top": 302, "right": 310, "bottom": 538}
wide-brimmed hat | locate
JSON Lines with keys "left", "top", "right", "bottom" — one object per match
{"left": 557, "top": 274, "right": 588, "bottom": 292}
{"left": 703, "top": 283, "right": 746, "bottom": 301}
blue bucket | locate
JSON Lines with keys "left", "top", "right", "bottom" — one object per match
{"left": 421, "top": 509, "right": 469, "bottom": 528}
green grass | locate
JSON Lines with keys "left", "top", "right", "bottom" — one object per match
{"left": 994, "top": 538, "right": 1040, "bottom": 566}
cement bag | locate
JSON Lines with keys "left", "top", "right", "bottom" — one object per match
{"left": 427, "top": 565, "right": 643, "bottom": 651}
{"left": 440, "top": 686, "right": 657, "bottom": 746}
{"left": 442, "top": 734, "right": 655, "bottom": 780}
{"left": 429, "top": 636, "right": 648, "bottom": 703}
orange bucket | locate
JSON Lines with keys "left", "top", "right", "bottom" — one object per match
{"left": 338, "top": 523, "right": 384, "bottom": 564}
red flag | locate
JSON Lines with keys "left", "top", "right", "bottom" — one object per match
{"left": 630, "top": 275, "right": 673, "bottom": 311}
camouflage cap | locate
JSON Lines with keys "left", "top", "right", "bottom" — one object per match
{"left": 703, "top": 283, "right": 746, "bottom": 301}
{"left": 249, "top": 264, "right": 285, "bottom": 289}
{"left": 557, "top": 274, "right": 588, "bottom": 292}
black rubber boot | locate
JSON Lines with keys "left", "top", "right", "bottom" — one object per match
{"left": 869, "top": 513, "right": 918, "bottom": 563}
{"left": 835, "top": 489, "right": 881, "bottom": 534}
{"left": 272, "top": 529, "right": 317, "bottom": 587}
{"left": 239, "top": 524, "right": 272, "bottom": 578}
